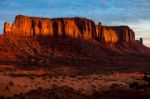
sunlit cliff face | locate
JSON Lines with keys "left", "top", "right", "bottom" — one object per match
{"left": 101, "top": 27, "right": 118, "bottom": 43}
{"left": 4, "top": 15, "right": 96, "bottom": 40}
{"left": 4, "top": 15, "right": 135, "bottom": 45}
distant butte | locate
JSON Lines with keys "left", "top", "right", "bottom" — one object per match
{"left": 4, "top": 15, "right": 135, "bottom": 45}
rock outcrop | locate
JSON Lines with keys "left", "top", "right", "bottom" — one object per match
{"left": 4, "top": 15, "right": 135, "bottom": 44}
{"left": 4, "top": 22, "right": 12, "bottom": 34}
{"left": 139, "top": 38, "right": 143, "bottom": 45}
{"left": 4, "top": 15, "right": 96, "bottom": 40}
{"left": 100, "top": 26, "right": 135, "bottom": 43}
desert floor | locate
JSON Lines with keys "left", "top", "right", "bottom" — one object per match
{"left": 0, "top": 63, "right": 150, "bottom": 99}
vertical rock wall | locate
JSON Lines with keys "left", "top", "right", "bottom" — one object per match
{"left": 4, "top": 15, "right": 135, "bottom": 44}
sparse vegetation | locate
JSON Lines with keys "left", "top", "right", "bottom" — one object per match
{"left": 0, "top": 95, "right": 4, "bottom": 99}
{"left": 24, "top": 85, "right": 28, "bottom": 87}
{"left": 8, "top": 81, "right": 14, "bottom": 86}
{"left": 13, "top": 94, "right": 18, "bottom": 97}
{"left": 5, "top": 86, "right": 10, "bottom": 90}
{"left": 91, "top": 85, "right": 96, "bottom": 88}
{"left": 28, "top": 76, "right": 35, "bottom": 79}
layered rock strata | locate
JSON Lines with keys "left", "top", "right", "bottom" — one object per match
{"left": 4, "top": 15, "right": 135, "bottom": 44}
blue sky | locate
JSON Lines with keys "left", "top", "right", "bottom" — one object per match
{"left": 0, "top": 0, "right": 150, "bottom": 47}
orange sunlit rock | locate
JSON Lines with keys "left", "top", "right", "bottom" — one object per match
{"left": 4, "top": 15, "right": 135, "bottom": 44}
{"left": 101, "top": 26, "right": 135, "bottom": 43}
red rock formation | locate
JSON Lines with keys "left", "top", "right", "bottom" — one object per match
{"left": 4, "top": 15, "right": 96, "bottom": 40}
{"left": 100, "top": 26, "right": 135, "bottom": 44}
{"left": 4, "top": 15, "right": 135, "bottom": 44}
{"left": 4, "top": 22, "right": 12, "bottom": 34}
{"left": 112, "top": 26, "right": 135, "bottom": 43}
{"left": 96, "top": 22, "right": 102, "bottom": 40}
{"left": 100, "top": 26, "right": 119, "bottom": 43}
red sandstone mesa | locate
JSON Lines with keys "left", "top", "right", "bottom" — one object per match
{"left": 4, "top": 15, "right": 135, "bottom": 44}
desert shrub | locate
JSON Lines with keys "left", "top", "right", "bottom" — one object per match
{"left": 5, "top": 86, "right": 10, "bottom": 90}
{"left": 110, "top": 84, "right": 120, "bottom": 90}
{"left": 42, "top": 76, "right": 48, "bottom": 80}
{"left": 76, "top": 77, "right": 83, "bottom": 80}
{"left": 60, "top": 80, "right": 64, "bottom": 82}
{"left": 49, "top": 75, "right": 52, "bottom": 78}
{"left": 19, "top": 92, "right": 23, "bottom": 95}
{"left": 129, "top": 81, "right": 145, "bottom": 90}
{"left": 143, "top": 75, "right": 150, "bottom": 81}
{"left": 70, "top": 75, "right": 76, "bottom": 78}
{"left": 62, "top": 76, "right": 66, "bottom": 79}
{"left": 34, "top": 83, "right": 38, "bottom": 86}
{"left": 93, "top": 77, "right": 99, "bottom": 80}
{"left": 53, "top": 79, "right": 57, "bottom": 82}
{"left": 38, "top": 87, "right": 43, "bottom": 90}
{"left": 136, "top": 95, "right": 144, "bottom": 99}
{"left": 20, "top": 96, "right": 26, "bottom": 99}
{"left": 13, "top": 94, "right": 18, "bottom": 97}
{"left": 0, "top": 95, "right": 4, "bottom": 99}
{"left": 91, "top": 85, "right": 96, "bottom": 88}
{"left": 8, "top": 81, "right": 14, "bottom": 87}
{"left": 129, "top": 81, "right": 138, "bottom": 89}
{"left": 50, "top": 91, "right": 55, "bottom": 95}
{"left": 6, "top": 97, "right": 11, "bottom": 99}
{"left": 28, "top": 75, "right": 35, "bottom": 79}
{"left": 79, "top": 88, "right": 84, "bottom": 92}
{"left": 51, "top": 84, "right": 57, "bottom": 89}
{"left": 91, "top": 91, "right": 100, "bottom": 99}
{"left": 38, "top": 82, "right": 41, "bottom": 84}
{"left": 17, "top": 84, "right": 21, "bottom": 87}
{"left": 24, "top": 85, "right": 28, "bottom": 87}
{"left": 54, "top": 95, "right": 61, "bottom": 99}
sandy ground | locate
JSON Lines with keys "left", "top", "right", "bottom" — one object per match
{"left": 0, "top": 66, "right": 147, "bottom": 97}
